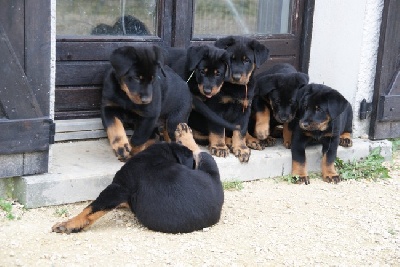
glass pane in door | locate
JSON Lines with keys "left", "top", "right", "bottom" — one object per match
{"left": 57, "top": 0, "right": 158, "bottom": 36}
{"left": 193, "top": 0, "right": 292, "bottom": 37}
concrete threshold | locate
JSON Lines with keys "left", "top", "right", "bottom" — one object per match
{"left": 14, "top": 138, "right": 392, "bottom": 208}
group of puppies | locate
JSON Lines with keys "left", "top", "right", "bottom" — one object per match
{"left": 52, "top": 35, "right": 353, "bottom": 234}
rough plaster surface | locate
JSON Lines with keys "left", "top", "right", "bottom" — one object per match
{"left": 308, "top": 0, "right": 384, "bottom": 138}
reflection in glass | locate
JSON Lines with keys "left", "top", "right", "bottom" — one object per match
{"left": 193, "top": 0, "right": 292, "bottom": 37}
{"left": 56, "top": 0, "right": 158, "bottom": 36}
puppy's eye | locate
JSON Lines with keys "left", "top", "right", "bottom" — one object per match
{"left": 315, "top": 106, "right": 321, "bottom": 112}
{"left": 243, "top": 57, "right": 250, "bottom": 63}
{"left": 200, "top": 70, "right": 206, "bottom": 75}
{"left": 215, "top": 71, "right": 221, "bottom": 77}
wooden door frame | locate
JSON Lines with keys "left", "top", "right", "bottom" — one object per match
{"left": 0, "top": 0, "right": 53, "bottom": 178}
{"left": 369, "top": 0, "right": 400, "bottom": 139}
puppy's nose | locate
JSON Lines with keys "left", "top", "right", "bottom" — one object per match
{"left": 203, "top": 87, "right": 212, "bottom": 95}
{"left": 141, "top": 96, "right": 152, "bottom": 104}
{"left": 301, "top": 121, "right": 309, "bottom": 128}
{"left": 232, "top": 73, "right": 241, "bottom": 82}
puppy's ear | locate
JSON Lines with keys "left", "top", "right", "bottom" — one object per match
{"left": 153, "top": 45, "right": 166, "bottom": 77}
{"left": 249, "top": 40, "right": 270, "bottom": 67}
{"left": 326, "top": 90, "right": 350, "bottom": 119}
{"left": 295, "top": 72, "right": 309, "bottom": 88}
{"left": 256, "top": 74, "right": 276, "bottom": 96}
{"left": 187, "top": 46, "right": 207, "bottom": 71}
{"left": 214, "top": 36, "right": 236, "bottom": 49}
{"left": 296, "top": 84, "right": 312, "bottom": 106}
{"left": 171, "top": 145, "right": 195, "bottom": 169}
{"left": 110, "top": 46, "right": 136, "bottom": 76}
{"left": 221, "top": 50, "right": 231, "bottom": 79}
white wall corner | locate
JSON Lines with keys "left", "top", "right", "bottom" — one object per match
{"left": 308, "top": 0, "right": 384, "bottom": 139}
{"left": 353, "top": 0, "right": 384, "bottom": 138}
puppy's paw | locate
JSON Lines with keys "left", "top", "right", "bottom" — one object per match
{"left": 210, "top": 145, "right": 230, "bottom": 158}
{"left": 283, "top": 140, "right": 291, "bottom": 149}
{"left": 52, "top": 221, "right": 86, "bottom": 234}
{"left": 246, "top": 139, "right": 264, "bottom": 150}
{"left": 293, "top": 176, "right": 310, "bottom": 185}
{"left": 339, "top": 138, "right": 352, "bottom": 147}
{"left": 231, "top": 145, "right": 251, "bottom": 163}
{"left": 113, "top": 142, "right": 132, "bottom": 162}
{"left": 261, "top": 136, "right": 276, "bottom": 147}
{"left": 323, "top": 175, "right": 342, "bottom": 184}
{"left": 175, "top": 123, "right": 200, "bottom": 153}
{"left": 245, "top": 135, "right": 264, "bottom": 150}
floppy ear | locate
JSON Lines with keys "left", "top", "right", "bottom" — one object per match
{"left": 295, "top": 72, "right": 309, "bottom": 88}
{"left": 171, "top": 145, "right": 194, "bottom": 169}
{"left": 296, "top": 84, "right": 312, "bottom": 106}
{"left": 248, "top": 40, "right": 270, "bottom": 67}
{"left": 256, "top": 74, "right": 277, "bottom": 96}
{"left": 110, "top": 46, "right": 136, "bottom": 76}
{"left": 152, "top": 45, "right": 166, "bottom": 77}
{"left": 214, "top": 36, "right": 236, "bottom": 49}
{"left": 221, "top": 50, "right": 231, "bottom": 79}
{"left": 326, "top": 91, "right": 350, "bottom": 119}
{"left": 187, "top": 46, "right": 207, "bottom": 71}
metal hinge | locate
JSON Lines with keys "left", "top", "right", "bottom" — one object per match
{"left": 359, "top": 99, "right": 372, "bottom": 120}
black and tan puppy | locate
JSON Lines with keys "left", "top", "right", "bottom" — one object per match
{"left": 250, "top": 63, "right": 309, "bottom": 149}
{"left": 52, "top": 123, "right": 224, "bottom": 234}
{"left": 166, "top": 45, "right": 239, "bottom": 132}
{"left": 289, "top": 84, "right": 353, "bottom": 184}
{"left": 101, "top": 45, "right": 192, "bottom": 161}
{"left": 188, "top": 36, "right": 269, "bottom": 162}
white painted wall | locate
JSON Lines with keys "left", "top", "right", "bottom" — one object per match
{"left": 308, "top": 0, "right": 384, "bottom": 138}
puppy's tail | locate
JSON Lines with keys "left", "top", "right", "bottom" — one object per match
{"left": 192, "top": 97, "right": 240, "bottom": 131}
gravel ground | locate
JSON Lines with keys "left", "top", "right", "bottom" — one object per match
{"left": 0, "top": 152, "right": 399, "bottom": 267}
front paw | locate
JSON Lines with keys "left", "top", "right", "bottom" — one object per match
{"left": 231, "top": 145, "right": 251, "bottom": 163}
{"left": 339, "top": 138, "right": 352, "bottom": 147}
{"left": 323, "top": 175, "right": 342, "bottom": 184}
{"left": 52, "top": 221, "right": 84, "bottom": 234}
{"left": 210, "top": 145, "right": 230, "bottom": 157}
{"left": 293, "top": 176, "right": 310, "bottom": 185}
{"left": 113, "top": 142, "right": 132, "bottom": 162}
{"left": 246, "top": 139, "right": 265, "bottom": 150}
{"left": 261, "top": 136, "right": 276, "bottom": 147}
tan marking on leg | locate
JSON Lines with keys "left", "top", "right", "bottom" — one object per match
{"left": 254, "top": 108, "right": 270, "bottom": 140}
{"left": 231, "top": 130, "right": 251, "bottom": 162}
{"left": 106, "top": 117, "right": 132, "bottom": 161}
{"left": 163, "top": 127, "right": 171, "bottom": 142}
{"left": 292, "top": 160, "right": 310, "bottom": 184}
{"left": 339, "top": 132, "right": 353, "bottom": 147}
{"left": 245, "top": 132, "right": 264, "bottom": 150}
{"left": 283, "top": 123, "right": 292, "bottom": 149}
{"left": 225, "top": 136, "right": 232, "bottom": 148}
{"left": 131, "top": 139, "right": 156, "bottom": 155}
{"left": 209, "top": 132, "right": 229, "bottom": 157}
{"left": 192, "top": 129, "right": 209, "bottom": 144}
{"left": 321, "top": 154, "right": 340, "bottom": 183}
{"left": 51, "top": 206, "right": 108, "bottom": 234}
{"left": 175, "top": 123, "right": 201, "bottom": 154}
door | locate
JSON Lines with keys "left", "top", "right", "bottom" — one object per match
{"left": 370, "top": 0, "right": 400, "bottom": 139}
{"left": 0, "top": 0, "right": 53, "bottom": 178}
{"left": 55, "top": 0, "right": 313, "bottom": 121}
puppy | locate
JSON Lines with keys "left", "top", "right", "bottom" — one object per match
{"left": 289, "top": 84, "right": 353, "bottom": 184}
{"left": 166, "top": 45, "right": 239, "bottom": 132}
{"left": 92, "top": 15, "right": 150, "bottom": 35}
{"left": 101, "top": 45, "right": 192, "bottom": 161}
{"left": 52, "top": 123, "right": 224, "bottom": 234}
{"left": 250, "top": 63, "right": 309, "bottom": 149}
{"left": 189, "top": 36, "right": 269, "bottom": 162}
